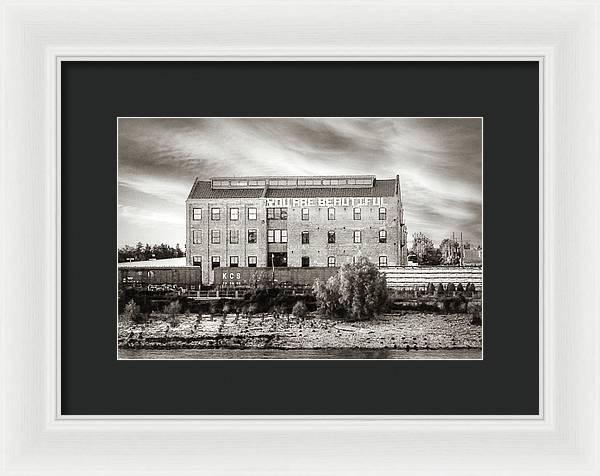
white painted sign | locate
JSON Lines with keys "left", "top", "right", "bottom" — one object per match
{"left": 264, "top": 197, "right": 387, "bottom": 207}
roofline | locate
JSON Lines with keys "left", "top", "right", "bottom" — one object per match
{"left": 186, "top": 177, "right": 199, "bottom": 200}
{"left": 210, "top": 174, "right": 376, "bottom": 180}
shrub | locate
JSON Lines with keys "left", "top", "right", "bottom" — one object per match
{"left": 471, "top": 304, "right": 482, "bottom": 325}
{"left": 292, "top": 301, "right": 308, "bottom": 319}
{"left": 465, "top": 283, "right": 476, "bottom": 296}
{"left": 165, "top": 300, "right": 181, "bottom": 316}
{"left": 442, "top": 295, "right": 467, "bottom": 313}
{"left": 123, "top": 299, "right": 143, "bottom": 323}
{"left": 164, "top": 300, "right": 182, "bottom": 327}
{"left": 312, "top": 257, "right": 388, "bottom": 321}
{"left": 209, "top": 300, "right": 222, "bottom": 315}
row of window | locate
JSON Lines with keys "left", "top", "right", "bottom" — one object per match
{"left": 193, "top": 255, "right": 389, "bottom": 269}
{"left": 193, "top": 229, "right": 258, "bottom": 245}
{"left": 193, "top": 207, "right": 259, "bottom": 221}
{"left": 193, "top": 229, "right": 389, "bottom": 245}
{"left": 192, "top": 207, "right": 388, "bottom": 221}
{"left": 302, "top": 230, "right": 387, "bottom": 244}
{"left": 198, "top": 255, "right": 257, "bottom": 269}
{"left": 211, "top": 177, "right": 373, "bottom": 188}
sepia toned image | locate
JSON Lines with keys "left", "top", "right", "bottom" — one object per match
{"left": 117, "top": 117, "right": 483, "bottom": 359}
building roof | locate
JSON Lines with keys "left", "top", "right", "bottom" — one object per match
{"left": 188, "top": 176, "right": 398, "bottom": 200}
{"left": 117, "top": 257, "right": 187, "bottom": 268}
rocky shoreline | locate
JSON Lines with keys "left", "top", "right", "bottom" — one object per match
{"left": 118, "top": 312, "right": 482, "bottom": 350}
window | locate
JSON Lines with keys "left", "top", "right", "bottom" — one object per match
{"left": 353, "top": 207, "right": 361, "bottom": 220}
{"left": 210, "top": 229, "right": 221, "bottom": 244}
{"left": 353, "top": 230, "right": 362, "bottom": 243}
{"left": 301, "top": 208, "right": 309, "bottom": 220}
{"left": 267, "top": 208, "right": 287, "bottom": 220}
{"left": 211, "top": 208, "right": 220, "bottom": 220}
{"left": 328, "top": 207, "right": 335, "bottom": 220}
{"left": 248, "top": 256, "right": 257, "bottom": 267}
{"left": 192, "top": 256, "right": 202, "bottom": 266}
{"left": 192, "top": 230, "right": 202, "bottom": 244}
{"left": 379, "top": 207, "right": 387, "bottom": 220}
{"left": 379, "top": 230, "right": 387, "bottom": 243}
{"left": 248, "top": 207, "right": 257, "bottom": 220}
{"left": 379, "top": 256, "right": 388, "bottom": 267}
{"left": 229, "top": 229, "right": 239, "bottom": 244}
{"left": 267, "top": 229, "right": 287, "bottom": 243}
{"left": 248, "top": 229, "right": 257, "bottom": 243}
{"left": 328, "top": 256, "right": 336, "bottom": 267}
{"left": 230, "top": 256, "right": 239, "bottom": 267}
{"left": 211, "top": 256, "right": 220, "bottom": 269}
{"left": 229, "top": 208, "right": 239, "bottom": 221}
{"left": 192, "top": 208, "right": 202, "bottom": 220}
{"left": 301, "top": 231, "right": 310, "bottom": 244}
{"left": 301, "top": 256, "right": 310, "bottom": 267}
{"left": 328, "top": 231, "right": 336, "bottom": 243}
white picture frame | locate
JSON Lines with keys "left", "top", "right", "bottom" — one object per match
{"left": 1, "top": 1, "right": 598, "bottom": 474}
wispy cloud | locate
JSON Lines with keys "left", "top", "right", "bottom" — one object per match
{"left": 118, "top": 118, "right": 482, "bottom": 248}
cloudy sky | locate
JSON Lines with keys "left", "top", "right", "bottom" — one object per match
{"left": 118, "top": 117, "right": 482, "bottom": 249}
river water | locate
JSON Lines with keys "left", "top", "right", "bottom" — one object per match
{"left": 118, "top": 347, "right": 482, "bottom": 360}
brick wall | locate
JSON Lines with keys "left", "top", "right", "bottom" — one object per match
{"left": 187, "top": 196, "right": 407, "bottom": 284}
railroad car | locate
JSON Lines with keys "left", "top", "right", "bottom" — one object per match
{"left": 215, "top": 266, "right": 338, "bottom": 288}
{"left": 118, "top": 266, "right": 202, "bottom": 291}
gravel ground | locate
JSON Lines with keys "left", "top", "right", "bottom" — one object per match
{"left": 118, "top": 311, "right": 482, "bottom": 350}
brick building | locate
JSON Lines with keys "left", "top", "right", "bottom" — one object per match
{"left": 186, "top": 175, "right": 408, "bottom": 284}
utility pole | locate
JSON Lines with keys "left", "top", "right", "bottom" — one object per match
{"left": 460, "top": 232, "right": 464, "bottom": 267}
{"left": 271, "top": 253, "right": 275, "bottom": 283}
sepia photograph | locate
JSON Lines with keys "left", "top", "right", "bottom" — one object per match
{"left": 117, "top": 117, "right": 483, "bottom": 360}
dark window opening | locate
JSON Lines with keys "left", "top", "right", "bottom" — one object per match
{"left": 268, "top": 252, "right": 288, "bottom": 267}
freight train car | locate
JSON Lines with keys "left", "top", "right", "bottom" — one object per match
{"left": 215, "top": 266, "right": 339, "bottom": 288}
{"left": 118, "top": 261, "right": 202, "bottom": 292}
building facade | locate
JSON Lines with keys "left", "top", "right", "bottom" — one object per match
{"left": 186, "top": 175, "right": 408, "bottom": 284}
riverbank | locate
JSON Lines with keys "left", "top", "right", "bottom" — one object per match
{"left": 118, "top": 311, "right": 482, "bottom": 351}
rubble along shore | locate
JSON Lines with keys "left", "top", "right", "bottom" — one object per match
{"left": 118, "top": 312, "right": 482, "bottom": 350}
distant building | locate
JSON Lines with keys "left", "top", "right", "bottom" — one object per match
{"left": 463, "top": 244, "right": 483, "bottom": 266}
{"left": 186, "top": 175, "right": 408, "bottom": 284}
